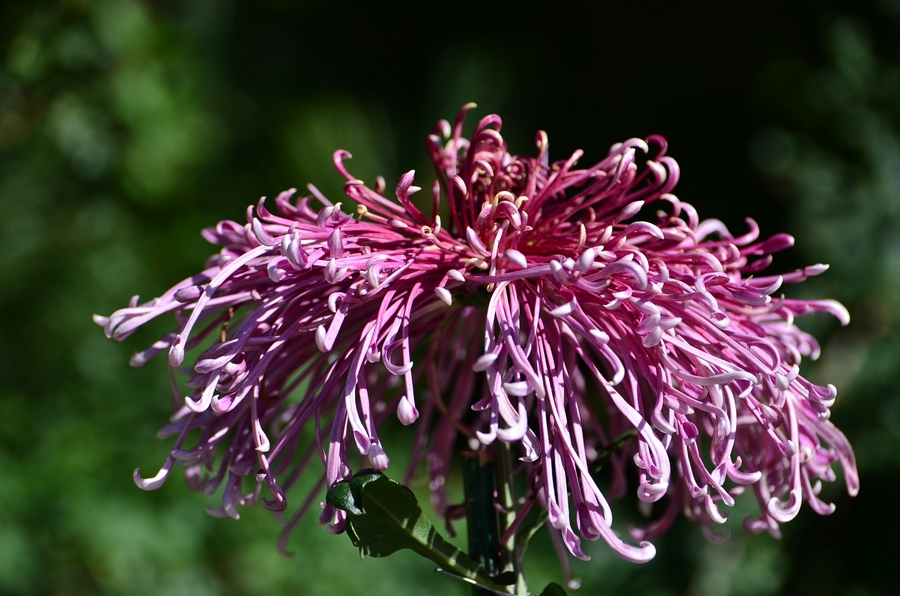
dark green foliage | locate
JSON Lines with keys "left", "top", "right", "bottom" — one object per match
{"left": 540, "top": 583, "right": 568, "bottom": 596}
{"left": 327, "top": 470, "right": 510, "bottom": 592}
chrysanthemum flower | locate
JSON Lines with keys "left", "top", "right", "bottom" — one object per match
{"left": 96, "top": 104, "right": 858, "bottom": 564}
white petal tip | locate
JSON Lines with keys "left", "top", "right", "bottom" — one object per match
{"left": 472, "top": 352, "right": 499, "bottom": 371}
{"left": 504, "top": 249, "right": 528, "bottom": 269}
{"left": 133, "top": 467, "right": 169, "bottom": 491}
{"left": 434, "top": 287, "right": 452, "bottom": 306}
{"left": 315, "top": 325, "right": 329, "bottom": 352}
{"left": 589, "top": 329, "right": 610, "bottom": 344}
{"left": 549, "top": 301, "right": 575, "bottom": 317}
{"left": 167, "top": 344, "right": 185, "bottom": 368}
{"left": 448, "top": 269, "right": 466, "bottom": 282}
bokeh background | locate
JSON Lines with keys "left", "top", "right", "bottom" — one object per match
{"left": 2, "top": 0, "right": 899, "bottom": 594}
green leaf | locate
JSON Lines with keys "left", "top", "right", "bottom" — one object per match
{"left": 324, "top": 477, "right": 363, "bottom": 515}
{"left": 540, "top": 582, "right": 568, "bottom": 596}
{"left": 326, "top": 470, "right": 510, "bottom": 590}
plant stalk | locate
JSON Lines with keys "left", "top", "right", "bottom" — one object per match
{"left": 462, "top": 450, "right": 501, "bottom": 596}
{"left": 493, "top": 440, "right": 527, "bottom": 595}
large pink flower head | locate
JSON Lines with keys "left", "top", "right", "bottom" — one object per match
{"left": 97, "top": 104, "right": 858, "bottom": 564}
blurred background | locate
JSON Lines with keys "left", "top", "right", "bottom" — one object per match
{"left": 1, "top": 0, "right": 898, "bottom": 594}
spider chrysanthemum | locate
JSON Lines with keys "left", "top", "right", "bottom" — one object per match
{"left": 96, "top": 104, "right": 858, "bottom": 564}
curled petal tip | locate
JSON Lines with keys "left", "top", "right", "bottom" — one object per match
{"left": 367, "top": 444, "right": 390, "bottom": 471}
{"left": 766, "top": 496, "right": 801, "bottom": 523}
{"left": 628, "top": 137, "right": 650, "bottom": 153}
{"left": 504, "top": 249, "right": 528, "bottom": 269}
{"left": 473, "top": 352, "right": 498, "bottom": 371}
{"left": 396, "top": 170, "right": 416, "bottom": 194}
{"left": 129, "top": 351, "right": 150, "bottom": 368}
{"left": 184, "top": 392, "right": 212, "bottom": 413}
{"left": 614, "top": 540, "right": 657, "bottom": 564}
{"left": 829, "top": 300, "right": 851, "bottom": 326}
{"left": 206, "top": 506, "right": 240, "bottom": 520}
{"left": 577, "top": 248, "right": 595, "bottom": 273}
{"left": 167, "top": 343, "right": 185, "bottom": 367}
{"left": 503, "top": 381, "right": 531, "bottom": 397}
{"left": 174, "top": 285, "right": 203, "bottom": 302}
{"left": 588, "top": 328, "right": 610, "bottom": 344}
{"left": 616, "top": 200, "right": 645, "bottom": 223}
{"left": 448, "top": 269, "right": 466, "bottom": 282}
{"left": 434, "top": 287, "right": 452, "bottom": 306}
{"left": 476, "top": 430, "right": 495, "bottom": 445}
{"left": 251, "top": 218, "right": 279, "bottom": 246}
{"left": 775, "top": 374, "right": 790, "bottom": 392}
{"left": 549, "top": 301, "right": 575, "bottom": 318}
{"left": 134, "top": 466, "right": 169, "bottom": 491}
{"left": 397, "top": 396, "right": 419, "bottom": 426}
{"left": 315, "top": 325, "right": 329, "bottom": 352}
{"left": 639, "top": 481, "right": 668, "bottom": 502}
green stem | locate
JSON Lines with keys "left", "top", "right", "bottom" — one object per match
{"left": 462, "top": 451, "right": 501, "bottom": 596}
{"left": 493, "top": 441, "right": 527, "bottom": 595}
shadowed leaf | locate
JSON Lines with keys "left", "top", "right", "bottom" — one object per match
{"left": 326, "top": 470, "right": 512, "bottom": 590}
{"left": 540, "top": 582, "right": 568, "bottom": 596}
